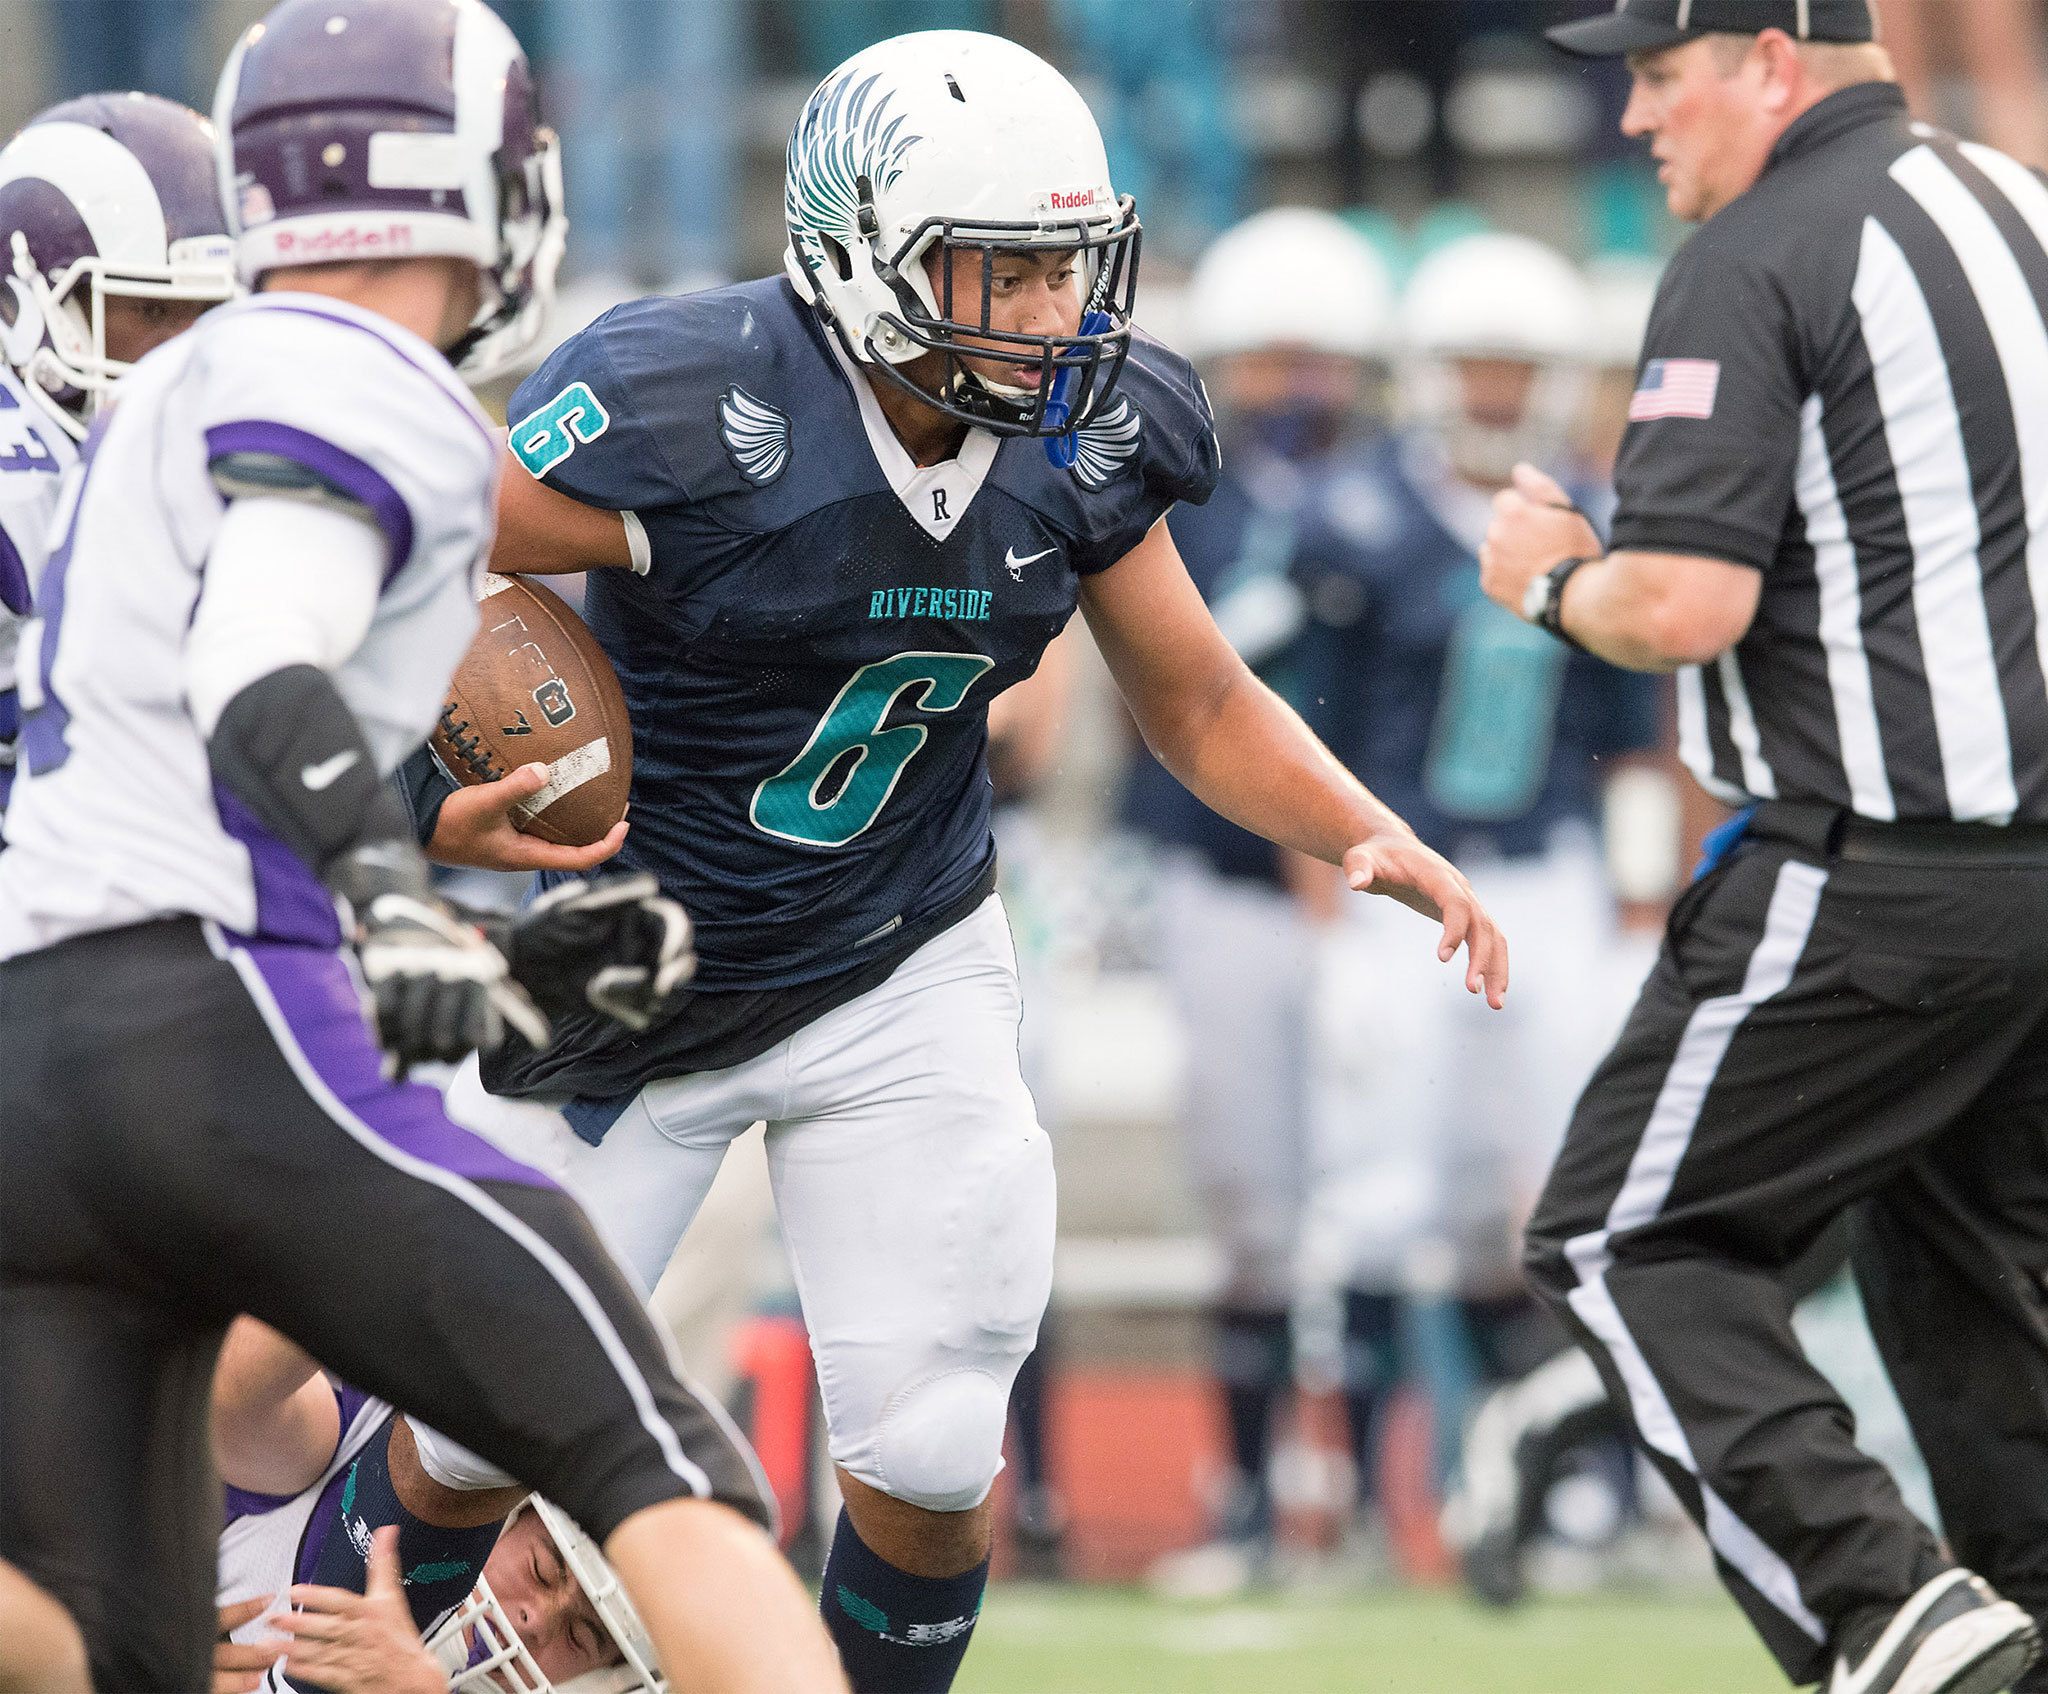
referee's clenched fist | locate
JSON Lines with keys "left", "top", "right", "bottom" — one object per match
{"left": 1490, "top": 5, "right": 2048, "bottom": 1693}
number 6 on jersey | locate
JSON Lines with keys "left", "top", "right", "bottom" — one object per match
{"left": 752, "top": 651, "right": 994, "bottom": 847}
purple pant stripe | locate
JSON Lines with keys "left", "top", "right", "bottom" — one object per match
{"left": 236, "top": 939, "right": 557, "bottom": 1191}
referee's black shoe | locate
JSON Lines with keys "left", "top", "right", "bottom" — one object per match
{"left": 1828, "top": 1570, "right": 2039, "bottom": 1694}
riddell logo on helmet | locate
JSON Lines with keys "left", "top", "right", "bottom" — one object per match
{"left": 273, "top": 225, "right": 415, "bottom": 259}
{"left": 1046, "top": 188, "right": 1098, "bottom": 210}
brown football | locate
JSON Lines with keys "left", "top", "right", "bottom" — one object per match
{"left": 429, "top": 574, "right": 632, "bottom": 847}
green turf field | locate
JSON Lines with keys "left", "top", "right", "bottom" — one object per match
{"left": 964, "top": 1584, "right": 1782, "bottom": 1694}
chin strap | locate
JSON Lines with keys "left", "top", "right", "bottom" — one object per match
{"left": 1043, "top": 308, "right": 1114, "bottom": 469}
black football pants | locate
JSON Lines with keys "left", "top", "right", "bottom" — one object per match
{"left": 1525, "top": 805, "right": 2048, "bottom": 1686}
{"left": 0, "top": 918, "right": 769, "bottom": 1693}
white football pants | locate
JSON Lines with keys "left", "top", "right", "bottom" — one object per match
{"left": 451, "top": 894, "right": 1054, "bottom": 1514}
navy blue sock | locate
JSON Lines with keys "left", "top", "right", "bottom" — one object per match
{"left": 819, "top": 1509, "right": 989, "bottom": 1694}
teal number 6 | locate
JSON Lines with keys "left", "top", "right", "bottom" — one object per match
{"left": 752, "top": 652, "right": 995, "bottom": 847}
{"left": 509, "top": 381, "right": 611, "bottom": 478}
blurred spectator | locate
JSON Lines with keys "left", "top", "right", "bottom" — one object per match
{"left": 1133, "top": 209, "right": 1395, "bottom": 1599}
{"left": 1881, "top": 0, "right": 2048, "bottom": 167}
{"left": 43, "top": 0, "right": 207, "bottom": 106}
{"left": 1051, "top": 0, "right": 1246, "bottom": 258}
{"left": 1292, "top": 232, "right": 1662, "bottom": 1547}
{"left": 545, "top": 0, "right": 747, "bottom": 291}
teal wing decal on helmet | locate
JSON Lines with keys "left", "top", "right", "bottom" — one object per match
{"left": 1070, "top": 396, "right": 1142, "bottom": 490}
{"left": 785, "top": 70, "right": 922, "bottom": 246}
{"left": 719, "top": 386, "right": 792, "bottom": 486}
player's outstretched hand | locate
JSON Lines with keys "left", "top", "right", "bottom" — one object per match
{"left": 212, "top": 1595, "right": 279, "bottom": 1694}
{"left": 273, "top": 1528, "right": 446, "bottom": 1694}
{"left": 430, "top": 761, "right": 629, "bottom": 873}
{"left": 1343, "top": 833, "right": 1509, "bottom": 1008}
{"left": 503, "top": 871, "right": 696, "bottom": 1031}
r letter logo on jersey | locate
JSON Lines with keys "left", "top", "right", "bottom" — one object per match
{"left": 718, "top": 387, "right": 792, "bottom": 485}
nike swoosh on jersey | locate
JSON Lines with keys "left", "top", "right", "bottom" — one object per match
{"left": 301, "top": 750, "right": 362, "bottom": 791}
{"left": 1004, "top": 545, "right": 1057, "bottom": 575}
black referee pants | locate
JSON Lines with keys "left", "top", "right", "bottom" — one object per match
{"left": 1525, "top": 806, "right": 2048, "bottom": 1686}
{"left": 0, "top": 918, "right": 769, "bottom": 1692}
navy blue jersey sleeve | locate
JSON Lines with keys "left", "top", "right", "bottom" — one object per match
{"left": 507, "top": 304, "right": 695, "bottom": 513}
{"left": 1072, "top": 337, "right": 1222, "bottom": 574}
{"left": 1575, "top": 653, "right": 1666, "bottom": 758}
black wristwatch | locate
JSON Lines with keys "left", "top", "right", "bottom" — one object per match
{"left": 1521, "top": 555, "right": 1597, "bottom": 650}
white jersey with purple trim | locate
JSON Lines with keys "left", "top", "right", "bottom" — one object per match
{"left": 0, "top": 365, "right": 78, "bottom": 826}
{"left": 217, "top": 1385, "right": 394, "bottom": 1691}
{"left": 0, "top": 292, "right": 497, "bottom": 960}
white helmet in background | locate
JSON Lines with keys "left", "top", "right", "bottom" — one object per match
{"left": 1182, "top": 206, "right": 1395, "bottom": 363}
{"left": 427, "top": 1499, "right": 663, "bottom": 1694}
{"left": 782, "top": 29, "right": 1139, "bottom": 438}
{"left": 1398, "top": 230, "right": 1594, "bottom": 483}
{"left": 1583, "top": 251, "right": 1663, "bottom": 373}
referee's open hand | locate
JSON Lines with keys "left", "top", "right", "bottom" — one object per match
{"left": 1479, "top": 462, "right": 1604, "bottom": 616}
{"left": 1343, "top": 834, "right": 1509, "bottom": 1009}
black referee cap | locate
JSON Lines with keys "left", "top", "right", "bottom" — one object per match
{"left": 1547, "top": 0, "right": 1876, "bottom": 58}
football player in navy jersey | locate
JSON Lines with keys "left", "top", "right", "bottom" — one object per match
{"left": 434, "top": 33, "right": 1506, "bottom": 1693}
{"left": 1122, "top": 206, "right": 1397, "bottom": 1597}
{"left": 1290, "top": 232, "right": 1663, "bottom": 1530}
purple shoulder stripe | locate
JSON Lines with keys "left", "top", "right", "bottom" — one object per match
{"left": 205, "top": 420, "right": 415, "bottom": 584}
{"left": 223, "top": 1479, "right": 301, "bottom": 1525}
{"left": 253, "top": 301, "right": 495, "bottom": 450}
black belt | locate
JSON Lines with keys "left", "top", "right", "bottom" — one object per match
{"left": 1748, "top": 800, "right": 2048, "bottom": 866}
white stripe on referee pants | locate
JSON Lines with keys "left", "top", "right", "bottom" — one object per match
{"left": 1796, "top": 393, "right": 1896, "bottom": 819}
{"left": 1563, "top": 859, "right": 1831, "bottom": 1645}
{"left": 1855, "top": 206, "right": 2019, "bottom": 821}
{"left": 201, "top": 921, "right": 716, "bottom": 1502}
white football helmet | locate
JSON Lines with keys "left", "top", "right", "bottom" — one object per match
{"left": 782, "top": 29, "right": 1139, "bottom": 438}
{"left": 1398, "top": 231, "right": 1595, "bottom": 483}
{"left": 0, "top": 92, "right": 237, "bottom": 438}
{"left": 1182, "top": 207, "right": 1395, "bottom": 364}
{"left": 425, "top": 1500, "right": 662, "bottom": 1694}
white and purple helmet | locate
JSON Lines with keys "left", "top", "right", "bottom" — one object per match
{"left": 213, "top": 0, "right": 565, "bottom": 382}
{"left": 0, "top": 92, "right": 237, "bottom": 437}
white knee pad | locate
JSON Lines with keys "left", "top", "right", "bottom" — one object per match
{"left": 872, "top": 1368, "right": 1014, "bottom": 1513}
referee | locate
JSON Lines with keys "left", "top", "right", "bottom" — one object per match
{"left": 1483, "top": 4, "right": 2048, "bottom": 1692}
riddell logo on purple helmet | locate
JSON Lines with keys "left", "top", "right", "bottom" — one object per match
{"left": 272, "top": 225, "right": 416, "bottom": 259}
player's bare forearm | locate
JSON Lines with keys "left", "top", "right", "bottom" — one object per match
{"left": 1086, "top": 516, "right": 1507, "bottom": 1005}
{"left": 1157, "top": 663, "right": 1411, "bottom": 865}
{"left": 490, "top": 449, "right": 635, "bottom": 574}
{"left": 1080, "top": 519, "right": 1410, "bottom": 864}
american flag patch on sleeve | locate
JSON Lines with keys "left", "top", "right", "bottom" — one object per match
{"left": 1629, "top": 358, "right": 1721, "bottom": 421}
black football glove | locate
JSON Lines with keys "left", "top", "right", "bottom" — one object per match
{"left": 498, "top": 872, "right": 695, "bottom": 1032}
{"left": 334, "top": 844, "right": 551, "bottom": 1072}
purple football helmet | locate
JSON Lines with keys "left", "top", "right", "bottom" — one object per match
{"left": 214, "top": 0, "right": 566, "bottom": 382}
{"left": 0, "top": 92, "right": 237, "bottom": 437}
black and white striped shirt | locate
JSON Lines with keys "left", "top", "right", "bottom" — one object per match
{"left": 1614, "top": 82, "right": 2048, "bottom": 822}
